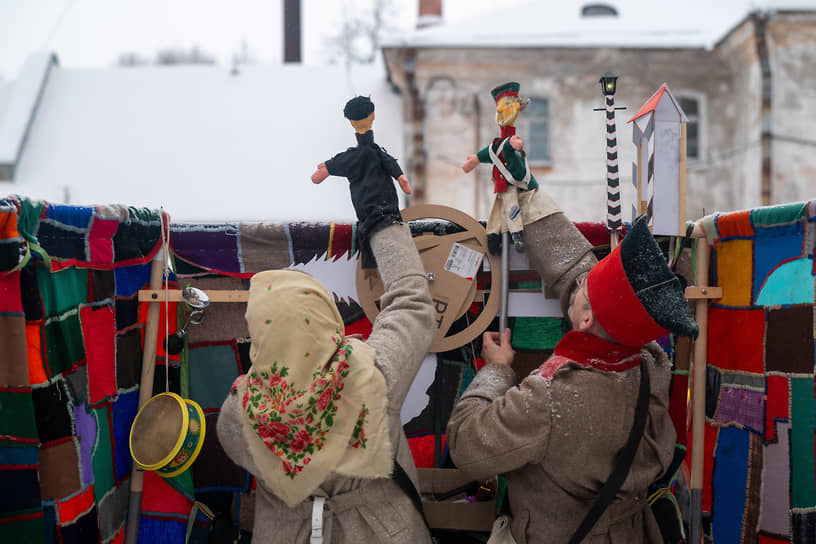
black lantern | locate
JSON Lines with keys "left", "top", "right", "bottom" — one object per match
{"left": 600, "top": 72, "right": 618, "bottom": 96}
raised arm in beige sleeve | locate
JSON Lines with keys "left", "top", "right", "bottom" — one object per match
{"left": 365, "top": 223, "right": 435, "bottom": 411}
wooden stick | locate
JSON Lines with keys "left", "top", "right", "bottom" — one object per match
{"left": 125, "top": 250, "right": 166, "bottom": 544}
{"left": 689, "top": 236, "right": 711, "bottom": 544}
{"left": 138, "top": 289, "right": 248, "bottom": 303}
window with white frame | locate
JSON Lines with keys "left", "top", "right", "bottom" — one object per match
{"left": 523, "top": 97, "right": 551, "bottom": 164}
{"left": 677, "top": 94, "right": 704, "bottom": 162}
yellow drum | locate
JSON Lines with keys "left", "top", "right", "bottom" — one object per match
{"left": 129, "top": 392, "right": 206, "bottom": 478}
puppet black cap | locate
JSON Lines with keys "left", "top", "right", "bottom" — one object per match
{"left": 343, "top": 96, "right": 375, "bottom": 121}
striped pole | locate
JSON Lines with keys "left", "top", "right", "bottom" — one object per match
{"left": 646, "top": 127, "right": 655, "bottom": 228}
{"left": 605, "top": 94, "right": 622, "bottom": 233}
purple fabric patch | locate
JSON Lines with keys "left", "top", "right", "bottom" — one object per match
{"left": 73, "top": 403, "right": 97, "bottom": 487}
{"left": 170, "top": 224, "right": 242, "bottom": 274}
{"left": 714, "top": 386, "right": 764, "bottom": 432}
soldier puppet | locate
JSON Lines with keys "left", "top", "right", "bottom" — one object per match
{"left": 312, "top": 96, "right": 411, "bottom": 276}
{"left": 463, "top": 82, "right": 559, "bottom": 255}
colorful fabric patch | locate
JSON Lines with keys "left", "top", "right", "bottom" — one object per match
{"left": 753, "top": 222, "right": 806, "bottom": 302}
{"left": 668, "top": 374, "right": 689, "bottom": 445}
{"left": 0, "top": 314, "right": 29, "bottom": 387}
{"left": 185, "top": 276, "right": 249, "bottom": 344}
{"left": 32, "top": 380, "right": 73, "bottom": 444}
{"left": 73, "top": 403, "right": 96, "bottom": 487}
{"left": 238, "top": 223, "right": 291, "bottom": 273}
{"left": 792, "top": 511, "right": 816, "bottom": 544}
{"left": 289, "top": 222, "right": 332, "bottom": 266}
{"left": 192, "top": 413, "right": 248, "bottom": 491}
{"left": 43, "top": 309, "right": 86, "bottom": 378}
{"left": 0, "top": 387, "right": 38, "bottom": 444}
{"left": 91, "top": 405, "right": 115, "bottom": 503}
{"left": 760, "top": 421, "right": 791, "bottom": 537}
{"left": 97, "top": 480, "right": 129, "bottom": 543}
{"left": 406, "top": 433, "right": 446, "bottom": 469}
{"left": 25, "top": 322, "right": 47, "bottom": 386}
{"left": 38, "top": 438, "right": 81, "bottom": 500}
{"left": 705, "top": 365, "right": 721, "bottom": 419}
{"left": 756, "top": 258, "right": 815, "bottom": 306}
{"left": 114, "top": 296, "right": 138, "bottom": 331}
{"left": 171, "top": 224, "right": 243, "bottom": 275}
{"left": 137, "top": 514, "right": 187, "bottom": 544}
{"left": 0, "top": 465, "right": 41, "bottom": 512}
{"left": 55, "top": 485, "right": 95, "bottom": 525}
{"left": 0, "top": 271, "right": 23, "bottom": 314}
{"left": 110, "top": 207, "right": 163, "bottom": 264}
{"left": 115, "top": 329, "right": 142, "bottom": 390}
{"left": 80, "top": 304, "right": 117, "bottom": 404}
{"left": 791, "top": 377, "right": 816, "bottom": 509}
{"left": 19, "top": 263, "right": 44, "bottom": 320}
{"left": 716, "top": 209, "right": 754, "bottom": 240}
{"left": 0, "top": 509, "right": 45, "bottom": 544}
{"left": 114, "top": 263, "right": 151, "bottom": 297}
{"left": 511, "top": 317, "right": 563, "bottom": 350}
{"left": 712, "top": 426, "right": 751, "bottom": 543}
{"left": 89, "top": 270, "right": 115, "bottom": 302}
{"left": 36, "top": 220, "right": 87, "bottom": 261}
{"left": 714, "top": 386, "right": 764, "bottom": 433}
{"left": 36, "top": 267, "right": 88, "bottom": 318}
{"left": 707, "top": 307, "right": 765, "bottom": 374}
{"left": 111, "top": 389, "right": 138, "bottom": 482}
{"left": 766, "top": 375, "right": 790, "bottom": 442}
{"left": 752, "top": 201, "right": 808, "bottom": 227}
{"left": 141, "top": 470, "right": 194, "bottom": 516}
{"left": 57, "top": 505, "right": 98, "bottom": 544}
{"left": 64, "top": 366, "right": 88, "bottom": 406}
{"left": 88, "top": 217, "right": 119, "bottom": 265}
{"left": 188, "top": 342, "right": 242, "bottom": 411}
{"left": 766, "top": 305, "right": 814, "bottom": 375}
{"left": 714, "top": 239, "right": 753, "bottom": 307}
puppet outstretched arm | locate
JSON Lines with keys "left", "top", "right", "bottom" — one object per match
{"left": 311, "top": 162, "right": 329, "bottom": 184}
{"left": 397, "top": 174, "right": 412, "bottom": 195}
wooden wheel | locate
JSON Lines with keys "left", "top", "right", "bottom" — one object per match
{"left": 355, "top": 204, "right": 501, "bottom": 353}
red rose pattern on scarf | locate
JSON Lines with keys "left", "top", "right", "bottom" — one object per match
{"left": 234, "top": 339, "right": 369, "bottom": 479}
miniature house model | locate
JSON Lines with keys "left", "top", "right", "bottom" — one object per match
{"left": 628, "top": 83, "right": 689, "bottom": 236}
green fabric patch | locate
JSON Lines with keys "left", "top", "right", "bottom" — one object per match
{"left": 91, "top": 405, "right": 115, "bottom": 503}
{"left": 0, "top": 508, "right": 45, "bottom": 544}
{"left": 188, "top": 343, "right": 240, "bottom": 410}
{"left": 165, "top": 465, "right": 195, "bottom": 502}
{"left": 37, "top": 266, "right": 87, "bottom": 317}
{"left": 511, "top": 317, "right": 564, "bottom": 350}
{"left": 791, "top": 377, "right": 816, "bottom": 509}
{"left": 15, "top": 199, "right": 44, "bottom": 245}
{"left": 751, "top": 201, "right": 808, "bottom": 227}
{"left": 43, "top": 309, "right": 85, "bottom": 378}
{"left": 0, "top": 390, "right": 38, "bottom": 441}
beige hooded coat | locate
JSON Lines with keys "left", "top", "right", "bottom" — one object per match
{"left": 217, "top": 224, "right": 435, "bottom": 543}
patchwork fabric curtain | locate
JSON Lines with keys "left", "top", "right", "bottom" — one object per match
{"left": 694, "top": 200, "right": 816, "bottom": 543}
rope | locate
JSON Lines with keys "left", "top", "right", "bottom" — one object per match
{"left": 160, "top": 208, "right": 170, "bottom": 393}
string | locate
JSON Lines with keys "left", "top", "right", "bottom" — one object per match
{"left": 160, "top": 208, "right": 170, "bottom": 393}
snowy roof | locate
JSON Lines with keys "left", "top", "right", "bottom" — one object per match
{"left": 383, "top": 0, "right": 816, "bottom": 50}
{"left": 0, "top": 53, "right": 403, "bottom": 223}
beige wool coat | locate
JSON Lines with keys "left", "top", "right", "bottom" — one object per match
{"left": 447, "top": 341, "right": 677, "bottom": 544}
{"left": 218, "top": 224, "right": 435, "bottom": 543}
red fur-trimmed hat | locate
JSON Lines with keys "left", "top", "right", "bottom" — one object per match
{"left": 586, "top": 216, "right": 699, "bottom": 347}
{"left": 490, "top": 82, "right": 520, "bottom": 104}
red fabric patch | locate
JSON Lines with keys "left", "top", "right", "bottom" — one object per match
{"left": 686, "top": 420, "right": 718, "bottom": 513}
{"left": 56, "top": 485, "right": 95, "bottom": 525}
{"left": 587, "top": 243, "right": 668, "bottom": 347}
{"left": 758, "top": 536, "right": 789, "bottom": 544}
{"left": 0, "top": 271, "right": 22, "bottom": 313}
{"left": 669, "top": 374, "right": 689, "bottom": 445}
{"left": 138, "top": 294, "right": 179, "bottom": 362}
{"left": 25, "top": 322, "right": 48, "bottom": 385}
{"left": 141, "top": 470, "right": 194, "bottom": 516}
{"left": 765, "top": 375, "right": 789, "bottom": 442}
{"left": 80, "top": 305, "right": 117, "bottom": 404}
{"left": 344, "top": 316, "right": 372, "bottom": 340}
{"left": 407, "top": 434, "right": 446, "bottom": 469}
{"left": 329, "top": 222, "right": 353, "bottom": 259}
{"left": 716, "top": 210, "right": 754, "bottom": 239}
{"left": 707, "top": 307, "right": 765, "bottom": 373}
{"left": 88, "top": 217, "right": 119, "bottom": 264}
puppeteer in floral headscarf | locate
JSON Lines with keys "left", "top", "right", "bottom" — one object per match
{"left": 230, "top": 269, "right": 392, "bottom": 507}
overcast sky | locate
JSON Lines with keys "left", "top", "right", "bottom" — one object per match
{"left": 0, "top": 0, "right": 504, "bottom": 79}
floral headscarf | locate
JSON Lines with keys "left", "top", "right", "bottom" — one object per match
{"left": 231, "top": 270, "right": 392, "bottom": 507}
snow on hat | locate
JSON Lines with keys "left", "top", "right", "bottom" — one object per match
{"left": 586, "top": 216, "right": 699, "bottom": 347}
{"left": 490, "top": 82, "right": 520, "bottom": 103}
{"left": 343, "top": 96, "right": 375, "bottom": 121}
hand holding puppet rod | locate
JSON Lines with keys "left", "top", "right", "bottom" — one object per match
{"left": 311, "top": 96, "right": 411, "bottom": 276}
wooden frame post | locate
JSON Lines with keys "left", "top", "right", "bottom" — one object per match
{"left": 125, "top": 249, "right": 165, "bottom": 544}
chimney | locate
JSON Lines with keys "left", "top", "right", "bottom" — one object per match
{"left": 283, "top": 0, "right": 301, "bottom": 63}
{"left": 417, "top": 0, "right": 442, "bottom": 29}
